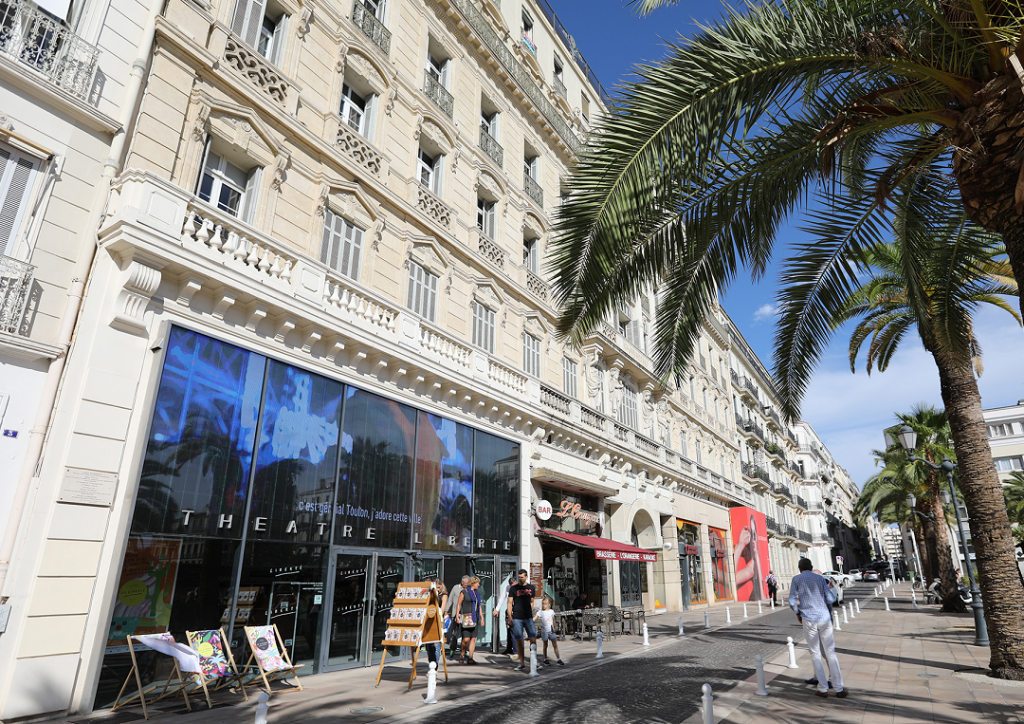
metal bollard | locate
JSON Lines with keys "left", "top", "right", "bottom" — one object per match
{"left": 679, "top": 616, "right": 685, "bottom": 636}
{"left": 726, "top": 607, "right": 732, "bottom": 624}
{"left": 786, "top": 637, "right": 799, "bottom": 668}
{"left": 755, "top": 654, "right": 768, "bottom": 696}
{"left": 758, "top": 600, "right": 763, "bottom": 614}
{"left": 529, "top": 643, "right": 539, "bottom": 676}
{"left": 744, "top": 603, "right": 749, "bottom": 618}
{"left": 885, "top": 597, "right": 890, "bottom": 611}
{"left": 643, "top": 622, "right": 651, "bottom": 646}
{"left": 701, "top": 683, "right": 715, "bottom": 724}
{"left": 424, "top": 662, "right": 438, "bottom": 704}
{"left": 833, "top": 609, "right": 841, "bottom": 631}
{"left": 705, "top": 611, "right": 711, "bottom": 629}
{"left": 843, "top": 604, "right": 849, "bottom": 624}
{"left": 855, "top": 599, "right": 860, "bottom": 614}
{"left": 255, "top": 692, "right": 269, "bottom": 724}
{"left": 596, "top": 630, "right": 604, "bottom": 659}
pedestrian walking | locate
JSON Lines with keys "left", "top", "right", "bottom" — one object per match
{"left": 426, "top": 578, "right": 449, "bottom": 665}
{"left": 446, "top": 575, "right": 469, "bottom": 659}
{"left": 789, "top": 558, "right": 847, "bottom": 699}
{"left": 535, "top": 597, "right": 564, "bottom": 666}
{"left": 765, "top": 570, "right": 779, "bottom": 605}
{"left": 456, "top": 576, "right": 483, "bottom": 664}
{"left": 507, "top": 568, "right": 540, "bottom": 672}
{"left": 493, "top": 572, "right": 517, "bottom": 655}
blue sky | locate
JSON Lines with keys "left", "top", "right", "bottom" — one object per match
{"left": 551, "top": 0, "right": 1024, "bottom": 487}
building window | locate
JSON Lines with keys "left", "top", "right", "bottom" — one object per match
{"left": 472, "top": 302, "right": 495, "bottom": 353}
{"left": 231, "top": 0, "right": 287, "bottom": 63}
{"left": 681, "top": 431, "right": 688, "bottom": 457}
{"left": 407, "top": 261, "right": 438, "bottom": 321}
{"left": 523, "top": 333, "right": 541, "bottom": 377}
{"left": 340, "top": 82, "right": 371, "bottom": 136}
{"left": 197, "top": 145, "right": 260, "bottom": 222}
{"left": 563, "top": 358, "right": 578, "bottom": 399}
{"left": 418, "top": 147, "right": 443, "bottom": 195}
{"left": 426, "top": 45, "right": 450, "bottom": 88}
{"left": 553, "top": 54, "right": 563, "bottom": 83}
{"left": 521, "top": 9, "right": 535, "bottom": 53}
{"left": 988, "top": 423, "right": 1015, "bottom": 438}
{"left": 689, "top": 376, "right": 696, "bottom": 402}
{"left": 481, "top": 107, "right": 499, "bottom": 139}
{"left": 695, "top": 442, "right": 702, "bottom": 466}
{"left": 523, "top": 236, "right": 539, "bottom": 273}
{"left": 320, "top": 210, "right": 363, "bottom": 280}
{"left": 581, "top": 93, "right": 590, "bottom": 125}
{"left": 619, "top": 385, "right": 638, "bottom": 430}
{"left": 995, "top": 456, "right": 1024, "bottom": 472}
{"left": 0, "top": 143, "right": 39, "bottom": 256}
{"left": 476, "top": 197, "right": 496, "bottom": 239}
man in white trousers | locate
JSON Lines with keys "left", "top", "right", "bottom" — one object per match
{"left": 789, "top": 557, "right": 848, "bottom": 698}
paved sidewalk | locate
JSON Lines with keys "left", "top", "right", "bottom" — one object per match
{"left": 689, "top": 583, "right": 1024, "bottom": 724}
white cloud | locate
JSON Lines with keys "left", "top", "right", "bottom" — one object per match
{"left": 797, "top": 305, "right": 1024, "bottom": 491}
{"left": 753, "top": 303, "right": 778, "bottom": 323}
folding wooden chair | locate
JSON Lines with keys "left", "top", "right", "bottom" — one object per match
{"left": 242, "top": 624, "right": 304, "bottom": 696}
{"left": 111, "top": 633, "right": 198, "bottom": 720}
{"left": 185, "top": 628, "right": 249, "bottom": 708}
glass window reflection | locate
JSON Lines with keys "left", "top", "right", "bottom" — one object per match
{"left": 472, "top": 432, "right": 519, "bottom": 554}
{"left": 414, "top": 412, "right": 473, "bottom": 552}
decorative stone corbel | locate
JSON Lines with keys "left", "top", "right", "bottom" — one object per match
{"left": 111, "top": 255, "right": 164, "bottom": 335}
{"left": 413, "top": 113, "right": 423, "bottom": 141}
{"left": 296, "top": 5, "right": 313, "bottom": 38}
{"left": 270, "top": 152, "right": 290, "bottom": 191}
{"left": 372, "top": 218, "right": 384, "bottom": 251}
{"left": 191, "top": 101, "right": 210, "bottom": 141}
{"left": 336, "top": 40, "right": 349, "bottom": 73}
{"left": 385, "top": 87, "right": 397, "bottom": 116}
{"left": 314, "top": 183, "right": 330, "bottom": 217}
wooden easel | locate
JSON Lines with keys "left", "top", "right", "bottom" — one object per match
{"left": 111, "top": 634, "right": 194, "bottom": 720}
{"left": 374, "top": 582, "right": 448, "bottom": 690}
{"left": 242, "top": 623, "right": 304, "bottom": 697}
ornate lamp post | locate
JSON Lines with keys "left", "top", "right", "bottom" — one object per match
{"left": 898, "top": 425, "right": 988, "bottom": 647}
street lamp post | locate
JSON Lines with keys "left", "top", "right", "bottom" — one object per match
{"left": 898, "top": 425, "right": 988, "bottom": 647}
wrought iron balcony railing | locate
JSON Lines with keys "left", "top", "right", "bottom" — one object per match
{"left": 523, "top": 172, "right": 543, "bottom": 207}
{"left": 423, "top": 73, "right": 453, "bottom": 119}
{"left": 351, "top": 2, "right": 391, "bottom": 56}
{"left": 1, "top": 254, "right": 35, "bottom": 335}
{"left": 479, "top": 127, "right": 503, "bottom": 167}
{"left": 0, "top": 0, "right": 99, "bottom": 100}
{"left": 798, "top": 530, "right": 812, "bottom": 543}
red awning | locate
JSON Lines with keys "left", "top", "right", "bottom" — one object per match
{"left": 539, "top": 530, "right": 658, "bottom": 563}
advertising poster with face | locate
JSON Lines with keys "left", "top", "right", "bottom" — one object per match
{"left": 729, "top": 507, "right": 769, "bottom": 601}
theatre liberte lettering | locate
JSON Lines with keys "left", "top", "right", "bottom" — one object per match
{"left": 177, "top": 504, "right": 514, "bottom": 551}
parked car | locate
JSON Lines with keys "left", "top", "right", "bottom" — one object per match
{"left": 850, "top": 569, "right": 863, "bottom": 581}
{"left": 824, "top": 575, "right": 846, "bottom": 604}
{"left": 862, "top": 570, "right": 880, "bottom": 582}
{"left": 824, "top": 570, "right": 854, "bottom": 587}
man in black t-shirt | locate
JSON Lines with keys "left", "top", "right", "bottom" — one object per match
{"left": 506, "top": 569, "right": 538, "bottom": 672}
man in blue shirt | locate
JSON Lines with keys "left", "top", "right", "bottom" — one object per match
{"left": 789, "top": 557, "right": 847, "bottom": 698}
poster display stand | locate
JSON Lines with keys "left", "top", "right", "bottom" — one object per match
{"left": 110, "top": 633, "right": 198, "bottom": 720}
{"left": 374, "top": 582, "right": 447, "bottom": 689}
{"left": 242, "top": 624, "right": 304, "bottom": 696}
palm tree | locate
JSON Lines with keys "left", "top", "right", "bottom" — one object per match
{"left": 856, "top": 453, "right": 931, "bottom": 579}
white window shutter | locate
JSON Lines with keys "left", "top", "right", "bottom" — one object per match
{"left": 270, "top": 14, "right": 287, "bottom": 65}
{"left": 0, "top": 147, "right": 37, "bottom": 258}
{"left": 440, "top": 58, "right": 450, "bottom": 88}
{"left": 363, "top": 93, "right": 376, "bottom": 142}
{"left": 241, "top": 166, "right": 262, "bottom": 224}
{"left": 241, "top": 0, "right": 266, "bottom": 48}
{"left": 433, "top": 155, "right": 443, "bottom": 195}
{"left": 320, "top": 211, "right": 336, "bottom": 266}
{"left": 348, "top": 225, "right": 363, "bottom": 280}
{"left": 231, "top": 0, "right": 251, "bottom": 37}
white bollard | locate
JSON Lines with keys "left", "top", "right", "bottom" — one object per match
{"left": 255, "top": 692, "right": 269, "bottom": 724}
{"left": 423, "top": 662, "right": 438, "bottom": 704}
{"left": 642, "top": 622, "right": 651, "bottom": 646}
{"left": 771, "top": 598, "right": 775, "bottom": 610}
{"left": 726, "top": 607, "right": 732, "bottom": 624}
{"left": 701, "top": 683, "right": 715, "bottom": 724}
{"left": 744, "top": 603, "right": 749, "bottom": 618}
{"left": 595, "top": 630, "right": 604, "bottom": 659}
{"left": 885, "top": 597, "right": 890, "bottom": 611}
{"left": 850, "top": 602, "right": 856, "bottom": 619}
{"left": 786, "top": 636, "right": 799, "bottom": 669}
{"left": 755, "top": 654, "right": 769, "bottom": 696}
{"left": 705, "top": 611, "right": 711, "bottom": 629}
{"left": 855, "top": 599, "right": 860, "bottom": 614}
{"left": 679, "top": 615, "right": 685, "bottom": 636}
{"left": 833, "top": 609, "right": 842, "bottom": 631}
{"left": 758, "top": 600, "right": 763, "bottom": 614}
{"left": 529, "top": 643, "right": 539, "bottom": 676}
{"left": 912, "top": 591, "right": 918, "bottom": 609}
{"left": 843, "top": 604, "right": 849, "bottom": 624}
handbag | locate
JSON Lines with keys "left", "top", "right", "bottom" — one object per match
{"left": 461, "top": 589, "right": 479, "bottom": 629}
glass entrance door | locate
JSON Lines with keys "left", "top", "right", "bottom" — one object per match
{"left": 470, "top": 557, "right": 494, "bottom": 650}
{"left": 620, "top": 561, "right": 642, "bottom": 607}
{"left": 324, "top": 551, "right": 406, "bottom": 671}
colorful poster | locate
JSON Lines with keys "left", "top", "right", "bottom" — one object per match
{"left": 245, "top": 625, "right": 286, "bottom": 672}
{"left": 187, "top": 629, "right": 231, "bottom": 679}
{"left": 729, "top": 507, "right": 769, "bottom": 602}
{"left": 106, "top": 537, "right": 182, "bottom": 652}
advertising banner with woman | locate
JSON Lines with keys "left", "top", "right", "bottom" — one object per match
{"left": 729, "top": 507, "right": 769, "bottom": 601}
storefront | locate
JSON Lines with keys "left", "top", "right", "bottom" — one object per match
{"left": 708, "top": 527, "right": 732, "bottom": 601}
{"left": 535, "top": 486, "right": 603, "bottom": 610}
{"left": 537, "top": 529, "right": 656, "bottom": 609}
{"left": 96, "top": 327, "right": 521, "bottom": 705}
{"left": 676, "top": 520, "right": 706, "bottom": 608}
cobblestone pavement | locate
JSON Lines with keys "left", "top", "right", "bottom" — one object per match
{"left": 381, "top": 608, "right": 801, "bottom": 724}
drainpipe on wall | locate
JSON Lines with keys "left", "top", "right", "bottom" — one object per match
{"left": 0, "top": 0, "right": 162, "bottom": 601}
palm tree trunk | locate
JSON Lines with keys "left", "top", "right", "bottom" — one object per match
{"left": 932, "top": 351, "right": 1024, "bottom": 679}
{"left": 929, "top": 480, "right": 961, "bottom": 609}
{"left": 913, "top": 522, "right": 933, "bottom": 583}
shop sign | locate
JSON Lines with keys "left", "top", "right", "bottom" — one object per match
{"left": 684, "top": 544, "right": 699, "bottom": 557}
{"left": 712, "top": 548, "right": 726, "bottom": 558}
{"left": 555, "top": 500, "right": 600, "bottom": 523}
{"left": 536, "top": 500, "right": 553, "bottom": 520}
{"left": 594, "top": 549, "right": 658, "bottom": 563}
